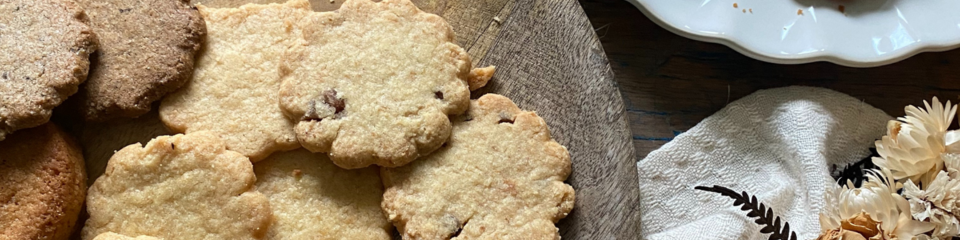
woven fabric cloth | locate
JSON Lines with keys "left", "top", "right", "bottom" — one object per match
{"left": 637, "top": 86, "right": 893, "bottom": 240}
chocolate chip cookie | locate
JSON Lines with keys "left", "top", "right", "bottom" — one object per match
{"left": 278, "top": 0, "right": 474, "bottom": 169}
{"left": 381, "top": 94, "right": 575, "bottom": 239}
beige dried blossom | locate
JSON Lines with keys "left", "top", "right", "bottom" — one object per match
{"left": 903, "top": 170, "right": 960, "bottom": 238}
{"left": 874, "top": 97, "right": 958, "bottom": 185}
{"left": 820, "top": 169, "right": 934, "bottom": 240}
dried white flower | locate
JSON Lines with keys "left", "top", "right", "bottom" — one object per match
{"left": 874, "top": 97, "right": 958, "bottom": 184}
{"left": 903, "top": 170, "right": 960, "bottom": 238}
{"left": 944, "top": 153, "right": 960, "bottom": 179}
{"left": 914, "top": 233, "right": 943, "bottom": 240}
{"left": 820, "top": 169, "right": 934, "bottom": 239}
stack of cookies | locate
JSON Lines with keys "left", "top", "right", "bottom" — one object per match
{"left": 0, "top": 0, "right": 575, "bottom": 239}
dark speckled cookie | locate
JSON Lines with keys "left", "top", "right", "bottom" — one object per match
{"left": 0, "top": 0, "right": 97, "bottom": 141}
{"left": 74, "top": 0, "right": 205, "bottom": 121}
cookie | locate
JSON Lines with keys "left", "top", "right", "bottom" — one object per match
{"left": 381, "top": 94, "right": 575, "bottom": 239}
{"left": 159, "top": 0, "right": 311, "bottom": 161}
{"left": 0, "top": 123, "right": 87, "bottom": 240}
{"left": 278, "top": 0, "right": 473, "bottom": 169}
{"left": 0, "top": 0, "right": 97, "bottom": 141}
{"left": 254, "top": 149, "right": 392, "bottom": 240}
{"left": 82, "top": 132, "right": 272, "bottom": 240}
{"left": 92, "top": 233, "right": 159, "bottom": 240}
{"left": 73, "top": 0, "right": 205, "bottom": 121}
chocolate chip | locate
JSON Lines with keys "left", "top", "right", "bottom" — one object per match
{"left": 323, "top": 90, "right": 344, "bottom": 114}
{"left": 434, "top": 91, "right": 444, "bottom": 100}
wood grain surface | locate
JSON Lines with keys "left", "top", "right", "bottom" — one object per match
{"left": 581, "top": 0, "right": 960, "bottom": 162}
{"left": 70, "top": 0, "right": 642, "bottom": 239}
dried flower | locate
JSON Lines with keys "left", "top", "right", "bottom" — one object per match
{"left": 820, "top": 169, "right": 934, "bottom": 239}
{"left": 903, "top": 170, "right": 960, "bottom": 238}
{"left": 874, "top": 97, "right": 958, "bottom": 184}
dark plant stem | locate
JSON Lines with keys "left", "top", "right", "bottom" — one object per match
{"left": 695, "top": 185, "right": 798, "bottom": 240}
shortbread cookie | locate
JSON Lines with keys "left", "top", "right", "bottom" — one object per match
{"left": 74, "top": 0, "right": 205, "bottom": 121}
{"left": 278, "top": 0, "right": 473, "bottom": 169}
{"left": 160, "top": 0, "right": 310, "bottom": 161}
{"left": 82, "top": 132, "right": 272, "bottom": 240}
{"left": 0, "top": 0, "right": 97, "bottom": 140}
{"left": 0, "top": 123, "right": 87, "bottom": 240}
{"left": 92, "top": 232, "right": 159, "bottom": 240}
{"left": 381, "top": 94, "right": 575, "bottom": 239}
{"left": 254, "top": 149, "right": 392, "bottom": 240}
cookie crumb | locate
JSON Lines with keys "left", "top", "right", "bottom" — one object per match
{"left": 838, "top": 5, "right": 845, "bottom": 13}
{"left": 292, "top": 169, "right": 302, "bottom": 178}
{"left": 742, "top": 9, "right": 746, "bottom": 13}
{"left": 733, "top": 3, "right": 737, "bottom": 8}
{"left": 467, "top": 66, "right": 496, "bottom": 91}
{"left": 493, "top": 16, "right": 502, "bottom": 24}
{"left": 749, "top": 9, "right": 752, "bottom": 13}
{"left": 329, "top": 0, "right": 334, "bottom": 3}
{"left": 797, "top": 9, "right": 803, "bottom": 15}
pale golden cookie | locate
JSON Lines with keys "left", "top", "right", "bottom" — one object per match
{"left": 82, "top": 132, "right": 272, "bottom": 240}
{"left": 92, "top": 232, "right": 159, "bottom": 240}
{"left": 0, "top": 0, "right": 97, "bottom": 140}
{"left": 279, "top": 0, "right": 473, "bottom": 169}
{"left": 381, "top": 94, "right": 575, "bottom": 240}
{"left": 74, "top": 0, "right": 205, "bottom": 121}
{"left": 159, "top": 0, "right": 310, "bottom": 161}
{"left": 254, "top": 149, "right": 392, "bottom": 240}
{"left": 0, "top": 123, "right": 87, "bottom": 240}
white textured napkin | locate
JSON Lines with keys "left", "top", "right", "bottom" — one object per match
{"left": 638, "top": 86, "right": 893, "bottom": 240}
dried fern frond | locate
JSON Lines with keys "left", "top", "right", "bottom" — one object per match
{"left": 695, "top": 185, "right": 798, "bottom": 240}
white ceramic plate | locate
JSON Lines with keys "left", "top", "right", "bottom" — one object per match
{"left": 629, "top": 0, "right": 960, "bottom": 67}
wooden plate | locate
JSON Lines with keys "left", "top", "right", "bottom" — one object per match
{"left": 72, "top": 0, "right": 641, "bottom": 238}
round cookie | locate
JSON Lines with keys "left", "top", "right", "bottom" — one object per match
{"left": 73, "top": 0, "right": 205, "bottom": 121}
{"left": 82, "top": 132, "right": 272, "bottom": 240}
{"left": 0, "top": 123, "right": 87, "bottom": 240}
{"left": 0, "top": 0, "right": 97, "bottom": 141}
{"left": 381, "top": 94, "right": 576, "bottom": 240}
{"left": 278, "top": 0, "right": 473, "bottom": 169}
{"left": 159, "top": 0, "right": 311, "bottom": 161}
{"left": 254, "top": 149, "right": 392, "bottom": 240}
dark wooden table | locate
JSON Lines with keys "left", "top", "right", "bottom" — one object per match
{"left": 580, "top": 0, "right": 960, "bottom": 161}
